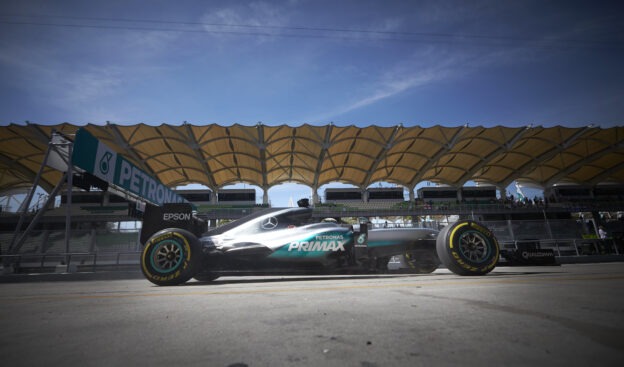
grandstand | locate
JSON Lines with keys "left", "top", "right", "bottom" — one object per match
{"left": 217, "top": 189, "right": 256, "bottom": 205}
{"left": 323, "top": 187, "right": 405, "bottom": 210}
{"left": 368, "top": 187, "right": 404, "bottom": 201}
{"left": 546, "top": 184, "right": 624, "bottom": 202}
{"left": 1, "top": 123, "right": 624, "bottom": 273}
{"left": 594, "top": 185, "right": 624, "bottom": 201}
{"left": 545, "top": 185, "right": 593, "bottom": 202}
{"left": 417, "top": 186, "right": 459, "bottom": 203}
{"left": 460, "top": 186, "right": 497, "bottom": 203}
{"left": 175, "top": 189, "right": 212, "bottom": 205}
{"left": 3, "top": 191, "right": 623, "bottom": 273}
{"left": 324, "top": 188, "right": 362, "bottom": 202}
{"left": 43, "top": 190, "right": 133, "bottom": 219}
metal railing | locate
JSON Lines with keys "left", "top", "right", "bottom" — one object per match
{"left": 1, "top": 251, "right": 141, "bottom": 273}
{"left": 193, "top": 201, "right": 624, "bottom": 221}
{"left": 3, "top": 238, "right": 622, "bottom": 275}
{"left": 499, "top": 238, "right": 621, "bottom": 257}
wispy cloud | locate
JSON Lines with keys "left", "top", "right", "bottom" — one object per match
{"left": 58, "top": 67, "right": 123, "bottom": 103}
{"left": 303, "top": 0, "right": 603, "bottom": 123}
{"left": 346, "top": 59, "right": 453, "bottom": 112}
{"left": 303, "top": 48, "right": 465, "bottom": 122}
{"left": 305, "top": 35, "right": 550, "bottom": 123}
{"left": 199, "top": 1, "right": 292, "bottom": 42}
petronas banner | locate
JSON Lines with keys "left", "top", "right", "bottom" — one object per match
{"left": 72, "top": 128, "right": 188, "bottom": 206}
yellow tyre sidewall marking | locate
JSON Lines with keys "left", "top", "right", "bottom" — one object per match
{"left": 141, "top": 231, "right": 192, "bottom": 283}
{"left": 449, "top": 222, "right": 498, "bottom": 273}
{"left": 448, "top": 222, "right": 469, "bottom": 249}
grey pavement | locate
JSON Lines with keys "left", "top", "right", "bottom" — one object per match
{"left": 1, "top": 263, "right": 623, "bottom": 367}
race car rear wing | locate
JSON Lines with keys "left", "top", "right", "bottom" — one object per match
{"left": 140, "top": 203, "right": 206, "bottom": 245}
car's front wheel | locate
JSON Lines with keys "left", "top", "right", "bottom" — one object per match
{"left": 141, "top": 228, "right": 202, "bottom": 286}
{"left": 436, "top": 220, "right": 499, "bottom": 276}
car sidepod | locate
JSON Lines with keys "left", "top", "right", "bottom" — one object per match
{"left": 268, "top": 226, "right": 353, "bottom": 263}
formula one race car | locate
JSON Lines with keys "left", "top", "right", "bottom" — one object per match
{"left": 139, "top": 202, "right": 500, "bottom": 286}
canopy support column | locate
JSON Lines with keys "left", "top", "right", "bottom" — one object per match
{"left": 9, "top": 143, "right": 53, "bottom": 254}
{"left": 7, "top": 172, "right": 68, "bottom": 257}
{"left": 6, "top": 131, "right": 75, "bottom": 272}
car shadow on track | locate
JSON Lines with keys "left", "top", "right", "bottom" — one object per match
{"left": 182, "top": 267, "right": 568, "bottom": 286}
{"left": 185, "top": 274, "right": 418, "bottom": 286}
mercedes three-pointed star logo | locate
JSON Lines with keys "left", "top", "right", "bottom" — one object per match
{"left": 261, "top": 216, "right": 278, "bottom": 230}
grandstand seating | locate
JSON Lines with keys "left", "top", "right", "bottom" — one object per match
{"left": 45, "top": 205, "right": 130, "bottom": 217}
{"left": 2, "top": 189, "right": 623, "bottom": 274}
{"left": 4, "top": 231, "right": 48, "bottom": 254}
{"left": 94, "top": 231, "right": 139, "bottom": 252}
{"left": 0, "top": 230, "right": 140, "bottom": 255}
{"left": 43, "top": 231, "right": 92, "bottom": 253}
{"left": 336, "top": 200, "right": 405, "bottom": 210}
{"left": 0, "top": 232, "right": 13, "bottom": 254}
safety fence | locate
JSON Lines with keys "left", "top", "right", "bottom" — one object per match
{"left": 1, "top": 251, "right": 141, "bottom": 274}
{"left": 0, "top": 229, "right": 140, "bottom": 254}
{"left": 0, "top": 229, "right": 142, "bottom": 274}
{"left": 2, "top": 219, "right": 623, "bottom": 274}
{"left": 1, "top": 239, "right": 622, "bottom": 275}
{"left": 499, "top": 238, "right": 621, "bottom": 257}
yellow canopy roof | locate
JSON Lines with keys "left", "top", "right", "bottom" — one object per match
{"left": 1, "top": 123, "right": 623, "bottom": 194}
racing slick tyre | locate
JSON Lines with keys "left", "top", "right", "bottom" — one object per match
{"left": 436, "top": 220, "right": 499, "bottom": 276}
{"left": 141, "top": 228, "right": 202, "bottom": 286}
{"left": 404, "top": 250, "right": 440, "bottom": 274}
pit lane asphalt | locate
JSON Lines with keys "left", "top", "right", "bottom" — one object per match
{"left": 1, "top": 263, "right": 623, "bottom": 367}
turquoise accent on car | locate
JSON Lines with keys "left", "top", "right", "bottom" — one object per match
{"left": 270, "top": 231, "right": 353, "bottom": 259}
{"left": 367, "top": 240, "right": 397, "bottom": 248}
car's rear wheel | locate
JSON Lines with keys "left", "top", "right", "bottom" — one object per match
{"left": 141, "top": 228, "right": 202, "bottom": 286}
{"left": 436, "top": 220, "right": 499, "bottom": 276}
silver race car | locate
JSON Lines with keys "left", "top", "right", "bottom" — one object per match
{"left": 139, "top": 203, "right": 500, "bottom": 286}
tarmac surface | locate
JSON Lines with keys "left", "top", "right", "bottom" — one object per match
{"left": 1, "top": 263, "right": 623, "bottom": 367}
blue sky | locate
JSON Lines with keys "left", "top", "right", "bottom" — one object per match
{"left": 1, "top": 0, "right": 623, "bottom": 206}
